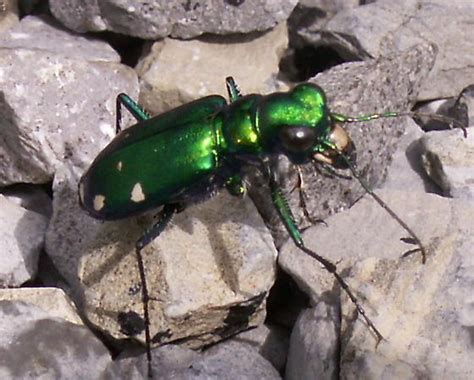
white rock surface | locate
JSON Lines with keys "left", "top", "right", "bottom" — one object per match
{"left": 0, "top": 195, "right": 48, "bottom": 286}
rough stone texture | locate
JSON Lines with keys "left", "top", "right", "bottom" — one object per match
{"left": 249, "top": 44, "right": 436, "bottom": 247}
{"left": 49, "top": 0, "right": 298, "bottom": 39}
{"left": 317, "top": 0, "right": 474, "bottom": 100}
{"left": 183, "top": 341, "right": 281, "bottom": 380}
{"left": 420, "top": 127, "right": 474, "bottom": 200}
{"left": 136, "top": 23, "right": 289, "bottom": 115}
{"left": 0, "top": 16, "right": 137, "bottom": 185}
{"left": 227, "top": 324, "right": 289, "bottom": 372}
{"left": 0, "top": 183, "right": 52, "bottom": 217}
{"left": 0, "top": 0, "right": 18, "bottom": 33}
{"left": 46, "top": 164, "right": 277, "bottom": 348}
{"left": 280, "top": 190, "right": 474, "bottom": 379}
{"left": 0, "top": 287, "right": 83, "bottom": 325}
{"left": 381, "top": 119, "right": 437, "bottom": 194}
{"left": 109, "top": 342, "right": 282, "bottom": 379}
{"left": 298, "top": 0, "right": 359, "bottom": 14}
{"left": 0, "top": 300, "right": 111, "bottom": 379}
{"left": 0, "top": 15, "right": 120, "bottom": 62}
{"left": 108, "top": 345, "right": 200, "bottom": 379}
{"left": 0, "top": 195, "right": 48, "bottom": 287}
{"left": 285, "top": 303, "right": 339, "bottom": 380}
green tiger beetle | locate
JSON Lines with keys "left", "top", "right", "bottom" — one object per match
{"left": 78, "top": 77, "right": 466, "bottom": 378}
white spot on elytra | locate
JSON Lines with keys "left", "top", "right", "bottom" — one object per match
{"left": 131, "top": 183, "right": 145, "bottom": 202}
{"left": 117, "top": 161, "right": 123, "bottom": 171}
{"left": 93, "top": 194, "right": 106, "bottom": 211}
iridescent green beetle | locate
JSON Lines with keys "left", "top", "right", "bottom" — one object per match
{"left": 79, "top": 77, "right": 434, "bottom": 377}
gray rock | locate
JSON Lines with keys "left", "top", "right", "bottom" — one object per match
{"left": 0, "top": 16, "right": 138, "bottom": 185}
{"left": 181, "top": 341, "right": 281, "bottom": 379}
{"left": 0, "top": 49, "right": 136, "bottom": 185}
{"left": 298, "top": 0, "right": 359, "bottom": 14}
{"left": 0, "top": 300, "right": 111, "bottom": 379}
{"left": 317, "top": 0, "right": 474, "bottom": 100}
{"left": 381, "top": 118, "right": 437, "bottom": 194}
{"left": 0, "top": 183, "right": 52, "bottom": 217}
{"left": 136, "top": 23, "right": 289, "bottom": 115}
{"left": 49, "top": 0, "right": 298, "bottom": 39}
{"left": 0, "top": 195, "right": 48, "bottom": 287}
{"left": 280, "top": 190, "right": 474, "bottom": 379}
{"left": 420, "top": 127, "right": 474, "bottom": 200}
{"left": 410, "top": 84, "right": 474, "bottom": 133}
{"left": 46, "top": 164, "right": 277, "bottom": 349}
{"left": 107, "top": 345, "right": 200, "bottom": 379}
{"left": 0, "top": 0, "right": 18, "bottom": 33}
{"left": 0, "top": 287, "right": 83, "bottom": 325}
{"left": 227, "top": 324, "right": 289, "bottom": 372}
{"left": 0, "top": 15, "right": 120, "bottom": 62}
{"left": 110, "top": 342, "right": 281, "bottom": 379}
{"left": 286, "top": 303, "right": 339, "bottom": 380}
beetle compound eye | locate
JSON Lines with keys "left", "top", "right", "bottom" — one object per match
{"left": 279, "top": 126, "right": 317, "bottom": 153}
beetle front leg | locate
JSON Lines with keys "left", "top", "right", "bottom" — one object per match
{"left": 267, "top": 168, "right": 384, "bottom": 344}
{"left": 225, "top": 76, "right": 242, "bottom": 103}
{"left": 135, "top": 203, "right": 180, "bottom": 378}
{"left": 116, "top": 93, "right": 150, "bottom": 134}
{"left": 224, "top": 174, "right": 246, "bottom": 197}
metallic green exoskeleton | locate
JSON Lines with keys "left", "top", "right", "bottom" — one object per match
{"left": 79, "top": 80, "right": 353, "bottom": 221}
{"left": 79, "top": 77, "right": 429, "bottom": 378}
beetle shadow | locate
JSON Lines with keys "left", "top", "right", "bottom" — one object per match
{"left": 404, "top": 138, "right": 443, "bottom": 194}
{"left": 173, "top": 192, "right": 277, "bottom": 297}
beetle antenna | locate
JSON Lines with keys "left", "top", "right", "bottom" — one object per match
{"left": 339, "top": 154, "right": 427, "bottom": 263}
{"left": 331, "top": 111, "right": 468, "bottom": 138}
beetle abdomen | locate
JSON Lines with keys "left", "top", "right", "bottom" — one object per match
{"left": 79, "top": 110, "right": 223, "bottom": 220}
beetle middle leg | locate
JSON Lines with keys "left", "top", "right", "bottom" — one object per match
{"left": 115, "top": 93, "right": 150, "bottom": 134}
{"left": 290, "top": 165, "right": 327, "bottom": 225}
{"left": 265, "top": 160, "right": 384, "bottom": 344}
{"left": 135, "top": 203, "right": 180, "bottom": 378}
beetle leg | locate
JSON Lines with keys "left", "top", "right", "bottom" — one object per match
{"left": 225, "top": 174, "right": 246, "bottom": 197}
{"left": 312, "top": 159, "right": 352, "bottom": 180}
{"left": 225, "top": 77, "right": 242, "bottom": 103}
{"left": 116, "top": 93, "right": 151, "bottom": 134}
{"left": 293, "top": 165, "right": 323, "bottom": 225}
{"left": 135, "top": 203, "right": 179, "bottom": 378}
{"left": 266, "top": 163, "right": 384, "bottom": 344}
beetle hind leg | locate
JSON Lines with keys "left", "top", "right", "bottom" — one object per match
{"left": 134, "top": 203, "right": 180, "bottom": 378}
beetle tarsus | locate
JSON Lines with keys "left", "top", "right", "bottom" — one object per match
{"left": 134, "top": 244, "right": 153, "bottom": 378}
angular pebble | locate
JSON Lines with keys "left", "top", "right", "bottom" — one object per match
{"left": 0, "top": 300, "right": 111, "bottom": 379}
{"left": 420, "top": 127, "right": 474, "bottom": 200}
{"left": 0, "top": 195, "right": 48, "bottom": 287}
{"left": 136, "top": 23, "right": 288, "bottom": 114}
{"left": 49, "top": 0, "right": 298, "bottom": 39}
{"left": 280, "top": 190, "right": 474, "bottom": 378}
{"left": 321, "top": 0, "right": 474, "bottom": 99}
